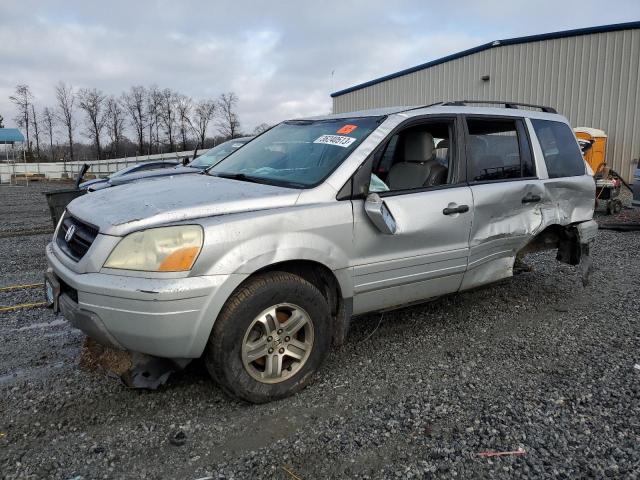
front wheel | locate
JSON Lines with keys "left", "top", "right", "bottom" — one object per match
{"left": 204, "top": 272, "right": 332, "bottom": 403}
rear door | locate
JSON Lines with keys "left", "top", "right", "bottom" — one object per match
{"left": 350, "top": 116, "right": 474, "bottom": 314}
{"left": 461, "top": 115, "right": 545, "bottom": 290}
{"left": 529, "top": 118, "right": 595, "bottom": 218}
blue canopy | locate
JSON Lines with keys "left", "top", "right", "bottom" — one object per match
{"left": 0, "top": 128, "right": 25, "bottom": 144}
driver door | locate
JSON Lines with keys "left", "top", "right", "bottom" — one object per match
{"left": 349, "top": 117, "right": 473, "bottom": 315}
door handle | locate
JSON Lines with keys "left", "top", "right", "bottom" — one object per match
{"left": 442, "top": 204, "right": 469, "bottom": 215}
{"left": 522, "top": 194, "right": 542, "bottom": 204}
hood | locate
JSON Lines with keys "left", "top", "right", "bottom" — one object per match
{"left": 107, "top": 166, "right": 198, "bottom": 186}
{"left": 67, "top": 173, "right": 301, "bottom": 236}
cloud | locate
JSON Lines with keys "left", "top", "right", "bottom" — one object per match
{"left": 0, "top": 0, "right": 638, "bottom": 141}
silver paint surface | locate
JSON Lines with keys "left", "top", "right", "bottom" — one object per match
{"left": 47, "top": 107, "right": 595, "bottom": 359}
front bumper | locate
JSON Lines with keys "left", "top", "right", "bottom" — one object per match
{"left": 46, "top": 242, "right": 246, "bottom": 358}
{"left": 57, "top": 290, "right": 124, "bottom": 349}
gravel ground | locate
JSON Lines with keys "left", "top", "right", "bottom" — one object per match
{"left": 1, "top": 183, "right": 639, "bottom": 479}
{"left": 0, "top": 182, "right": 68, "bottom": 235}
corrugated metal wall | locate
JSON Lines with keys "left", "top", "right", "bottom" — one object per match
{"left": 333, "top": 28, "right": 640, "bottom": 181}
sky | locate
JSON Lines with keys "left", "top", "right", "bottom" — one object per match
{"left": 1, "top": 0, "right": 639, "bottom": 139}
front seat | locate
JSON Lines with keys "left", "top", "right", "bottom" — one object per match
{"left": 387, "top": 131, "right": 444, "bottom": 190}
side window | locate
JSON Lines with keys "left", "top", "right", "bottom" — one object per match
{"left": 369, "top": 121, "right": 454, "bottom": 193}
{"left": 531, "top": 119, "right": 586, "bottom": 178}
{"left": 466, "top": 118, "right": 534, "bottom": 182}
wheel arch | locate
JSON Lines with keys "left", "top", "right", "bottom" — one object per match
{"left": 212, "top": 259, "right": 352, "bottom": 349}
{"left": 252, "top": 260, "right": 352, "bottom": 347}
{"left": 517, "top": 222, "right": 584, "bottom": 265}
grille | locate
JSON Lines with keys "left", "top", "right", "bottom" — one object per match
{"left": 57, "top": 215, "right": 99, "bottom": 261}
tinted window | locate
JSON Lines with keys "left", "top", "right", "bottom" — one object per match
{"left": 531, "top": 119, "right": 585, "bottom": 178}
{"left": 466, "top": 118, "right": 534, "bottom": 182}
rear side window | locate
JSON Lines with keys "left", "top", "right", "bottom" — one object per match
{"left": 466, "top": 118, "right": 534, "bottom": 182}
{"left": 531, "top": 119, "right": 585, "bottom": 178}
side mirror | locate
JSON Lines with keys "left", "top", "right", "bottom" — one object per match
{"left": 364, "top": 193, "right": 397, "bottom": 234}
{"left": 182, "top": 157, "right": 190, "bottom": 166}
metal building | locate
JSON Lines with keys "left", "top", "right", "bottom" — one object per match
{"left": 331, "top": 21, "right": 640, "bottom": 181}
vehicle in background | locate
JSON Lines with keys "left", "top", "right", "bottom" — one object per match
{"left": 574, "top": 127, "right": 607, "bottom": 174}
{"left": 85, "top": 137, "right": 253, "bottom": 191}
{"left": 188, "top": 137, "right": 254, "bottom": 170}
{"left": 574, "top": 127, "right": 628, "bottom": 214}
{"left": 79, "top": 160, "right": 179, "bottom": 191}
{"left": 46, "top": 102, "right": 597, "bottom": 403}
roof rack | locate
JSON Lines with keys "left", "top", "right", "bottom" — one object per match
{"left": 440, "top": 100, "right": 557, "bottom": 114}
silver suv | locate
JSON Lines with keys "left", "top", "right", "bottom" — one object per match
{"left": 45, "top": 101, "right": 597, "bottom": 403}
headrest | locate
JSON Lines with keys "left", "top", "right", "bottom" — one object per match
{"left": 403, "top": 131, "right": 435, "bottom": 163}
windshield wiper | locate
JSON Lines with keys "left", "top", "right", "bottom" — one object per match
{"left": 211, "top": 171, "right": 307, "bottom": 189}
{"left": 211, "top": 172, "right": 265, "bottom": 184}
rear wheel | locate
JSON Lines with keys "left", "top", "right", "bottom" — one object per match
{"left": 204, "top": 272, "right": 331, "bottom": 403}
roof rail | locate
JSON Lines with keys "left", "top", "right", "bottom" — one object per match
{"left": 441, "top": 100, "right": 557, "bottom": 114}
{"left": 402, "top": 102, "right": 445, "bottom": 112}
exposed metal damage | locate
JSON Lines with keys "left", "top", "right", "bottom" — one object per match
{"left": 121, "top": 353, "right": 190, "bottom": 390}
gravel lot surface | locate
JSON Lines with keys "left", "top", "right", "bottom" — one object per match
{"left": 0, "top": 182, "right": 67, "bottom": 235}
{"left": 1, "top": 183, "right": 639, "bottom": 479}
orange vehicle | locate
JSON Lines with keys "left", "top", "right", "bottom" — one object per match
{"left": 575, "top": 127, "right": 607, "bottom": 174}
{"left": 574, "top": 127, "right": 622, "bottom": 214}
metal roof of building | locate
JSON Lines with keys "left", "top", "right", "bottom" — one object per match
{"left": 0, "top": 128, "right": 25, "bottom": 143}
{"left": 331, "top": 21, "right": 640, "bottom": 98}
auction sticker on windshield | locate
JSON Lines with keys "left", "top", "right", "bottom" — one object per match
{"left": 314, "top": 135, "right": 357, "bottom": 148}
{"left": 337, "top": 124, "right": 358, "bottom": 134}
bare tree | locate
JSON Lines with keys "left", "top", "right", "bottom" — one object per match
{"left": 0, "top": 114, "right": 4, "bottom": 128}
{"left": 160, "top": 88, "right": 177, "bottom": 151}
{"left": 191, "top": 99, "right": 216, "bottom": 149}
{"left": 121, "top": 86, "right": 147, "bottom": 154}
{"left": 175, "top": 94, "right": 192, "bottom": 151}
{"left": 42, "top": 107, "right": 56, "bottom": 159}
{"left": 253, "top": 123, "right": 271, "bottom": 135}
{"left": 216, "top": 92, "right": 240, "bottom": 139}
{"left": 30, "top": 104, "right": 41, "bottom": 159}
{"left": 9, "top": 84, "right": 33, "bottom": 152}
{"left": 105, "top": 96, "right": 126, "bottom": 157}
{"left": 146, "top": 86, "right": 161, "bottom": 154}
{"left": 78, "top": 88, "right": 107, "bottom": 159}
{"left": 55, "top": 82, "right": 76, "bottom": 161}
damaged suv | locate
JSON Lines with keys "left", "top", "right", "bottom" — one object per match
{"left": 45, "top": 101, "right": 597, "bottom": 403}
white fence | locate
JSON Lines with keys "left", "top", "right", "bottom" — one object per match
{"left": 0, "top": 150, "right": 198, "bottom": 184}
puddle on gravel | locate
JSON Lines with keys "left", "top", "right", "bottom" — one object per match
{"left": 209, "top": 404, "right": 332, "bottom": 461}
{"left": 0, "top": 361, "right": 66, "bottom": 386}
{"left": 12, "top": 319, "right": 67, "bottom": 332}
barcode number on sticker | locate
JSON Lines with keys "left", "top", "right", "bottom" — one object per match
{"left": 314, "top": 135, "right": 356, "bottom": 148}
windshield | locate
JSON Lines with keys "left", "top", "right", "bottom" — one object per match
{"left": 208, "top": 117, "right": 382, "bottom": 188}
{"left": 189, "top": 139, "right": 249, "bottom": 169}
{"left": 109, "top": 164, "right": 139, "bottom": 178}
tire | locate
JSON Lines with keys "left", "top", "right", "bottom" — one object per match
{"left": 204, "top": 271, "right": 332, "bottom": 403}
{"left": 612, "top": 199, "right": 623, "bottom": 214}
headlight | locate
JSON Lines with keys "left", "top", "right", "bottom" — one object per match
{"left": 104, "top": 225, "right": 203, "bottom": 272}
